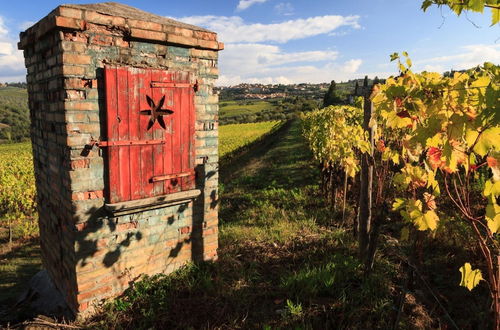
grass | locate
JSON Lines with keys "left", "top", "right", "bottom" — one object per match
{"left": 219, "top": 100, "right": 276, "bottom": 119}
{"left": 0, "top": 238, "right": 41, "bottom": 313}
{"left": 0, "top": 120, "right": 491, "bottom": 328}
{"left": 219, "top": 120, "right": 281, "bottom": 157}
{"left": 86, "top": 121, "right": 401, "bottom": 329}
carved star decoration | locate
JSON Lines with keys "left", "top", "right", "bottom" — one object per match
{"left": 140, "top": 95, "right": 174, "bottom": 130}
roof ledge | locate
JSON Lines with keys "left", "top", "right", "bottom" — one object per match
{"left": 18, "top": 2, "right": 224, "bottom": 51}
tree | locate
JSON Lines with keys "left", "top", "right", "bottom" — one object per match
{"left": 421, "top": 0, "right": 500, "bottom": 25}
{"left": 363, "top": 75, "right": 368, "bottom": 88}
{"left": 354, "top": 81, "right": 359, "bottom": 95}
{"left": 323, "top": 80, "right": 343, "bottom": 107}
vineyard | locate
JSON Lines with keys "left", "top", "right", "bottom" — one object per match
{"left": 219, "top": 120, "right": 281, "bottom": 157}
{"left": 0, "top": 142, "right": 36, "bottom": 244}
{"left": 0, "top": 121, "right": 281, "bottom": 244}
{"left": 302, "top": 57, "right": 499, "bottom": 328}
{"left": 1, "top": 0, "right": 499, "bottom": 326}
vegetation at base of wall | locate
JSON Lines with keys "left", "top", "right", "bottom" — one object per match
{"left": 219, "top": 120, "right": 282, "bottom": 157}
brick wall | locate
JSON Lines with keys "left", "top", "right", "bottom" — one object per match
{"left": 19, "top": 3, "right": 222, "bottom": 315}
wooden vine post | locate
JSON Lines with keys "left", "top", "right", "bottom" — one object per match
{"left": 358, "top": 86, "right": 375, "bottom": 269}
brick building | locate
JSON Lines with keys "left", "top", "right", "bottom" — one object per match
{"left": 18, "top": 2, "right": 222, "bottom": 315}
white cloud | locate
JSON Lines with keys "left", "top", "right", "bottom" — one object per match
{"left": 275, "top": 2, "right": 294, "bottom": 16}
{"left": 0, "top": 42, "right": 13, "bottom": 55}
{"left": 414, "top": 44, "right": 500, "bottom": 72}
{"left": 174, "top": 13, "right": 364, "bottom": 85}
{"left": 423, "top": 64, "right": 445, "bottom": 72}
{"left": 0, "top": 16, "right": 26, "bottom": 83}
{"left": 342, "top": 59, "right": 362, "bottom": 73}
{"left": 0, "top": 17, "right": 8, "bottom": 36}
{"left": 219, "top": 60, "right": 365, "bottom": 86}
{"left": 216, "top": 42, "right": 362, "bottom": 85}
{"left": 236, "top": 0, "right": 268, "bottom": 11}
{"left": 219, "top": 43, "right": 338, "bottom": 80}
{"left": 178, "top": 14, "right": 361, "bottom": 43}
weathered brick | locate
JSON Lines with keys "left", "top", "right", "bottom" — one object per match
{"left": 114, "top": 37, "right": 130, "bottom": 48}
{"left": 64, "top": 101, "right": 99, "bottom": 111}
{"left": 130, "top": 28, "right": 166, "bottom": 41}
{"left": 20, "top": 2, "right": 223, "bottom": 315}
{"left": 61, "top": 53, "right": 91, "bottom": 65}
{"left": 70, "top": 158, "right": 90, "bottom": 170}
{"left": 85, "top": 11, "right": 126, "bottom": 26}
{"left": 55, "top": 16, "right": 85, "bottom": 30}
{"left": 65, "top": 90, "right": 85, "bottom": 100}
{"left": 89, "top": 34, "right": 113, "bottom": 46}
{"left": 77, "top": 285, "right": 113, "bottom": 302}
{"left": 57, "top": 6, "right": 83, "bottom": 19}
{"left": 71, "top": 190, "right": 104, "bottom": 201}
{"left": 127, "top": 19, "right": 162, "bottom": 31}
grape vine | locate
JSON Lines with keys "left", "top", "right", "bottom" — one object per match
{"left": 372, "top": 53, "right": 499, "bottom": 327}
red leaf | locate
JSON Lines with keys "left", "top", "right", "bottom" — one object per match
{"left": 487, "top": 156, "right": 498, "bottom": 168}
{"left": 427, "top": 147, "right": 443, "bottom": 170}
{"left": 376, "top": 139, "right": 386, "bottom": 152}
{"left": 396, "top": 110, "right": 410, "bottom": 118}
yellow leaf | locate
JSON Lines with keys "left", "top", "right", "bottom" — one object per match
{"left": 459, "top": 263, "right": 483, "bottom": 291}
{"left": 392, "top": 198, "right": 405, "bottom": 211}
{"left": 492, "top": 7, "right": 500, "bottom": 26}
{"left": 485, "top": 202, "right": 500, "bottom": 234}
{"left": 415, "top": 210, "right": 439, "bottom": 231}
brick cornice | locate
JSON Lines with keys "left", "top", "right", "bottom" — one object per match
{"left": 19, "top": 4, "right": 224, "bottom": 51}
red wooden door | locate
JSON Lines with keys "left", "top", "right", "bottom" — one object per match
{"left": 104, "top": 66, "right": 196, "bottom": 204}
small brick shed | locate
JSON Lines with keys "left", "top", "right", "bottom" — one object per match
{"left": 18, "top": 2, "right": 223, "bottom": 314}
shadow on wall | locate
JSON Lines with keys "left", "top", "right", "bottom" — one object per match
{"left": 69, "top": 160, "right": 216, "bottom": 315}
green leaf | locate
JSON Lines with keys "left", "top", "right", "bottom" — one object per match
{"left": 400, "top": 226, "right": 410, "bottom": 242}
{"left": 443, "top": 141, "right": 458, "bottom": 172}
{"left": 459, "top": 263, "right": 483, "bottom": 291}
{"left": 390, "top": 53, "right": 399, "bottom": 61}
{"left": 421, "top": 0, "right": 433, "bottom": 11}
{"left": 469, "top": 0, "right": 485, "bottom": 12}
{"left": 402, "top": 51, "right": 409, "bottom": 57}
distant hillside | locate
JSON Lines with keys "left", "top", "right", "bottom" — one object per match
{"left": 0, "top": 87, "right": 29, "bottom": 142}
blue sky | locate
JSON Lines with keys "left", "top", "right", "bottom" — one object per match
{"left": 0, "top": 0, "right": 498, "bottom": 85}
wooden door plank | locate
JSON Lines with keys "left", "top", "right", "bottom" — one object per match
{"left": 128, "top": 68, "right": 142, "bottom": 201}
{"left": 140, "top": 68, "right": 154, "bottom": 199}
{"left": 179, "top": 84, "right": 189, "bottom": 191}
{"left": 150, "top": 69, "right": 166, "bottom": 196}
{"left": 155, "top": 71, "right": 177, "bottom": 194}
{"left": 171, "top": 75, "right": 182, "bottom": 193}
{"left": 117, "top": 67, "right": 131, "bottom": 202}
{"left": 105, "top": 66, "right": 120, "bottom": 203}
